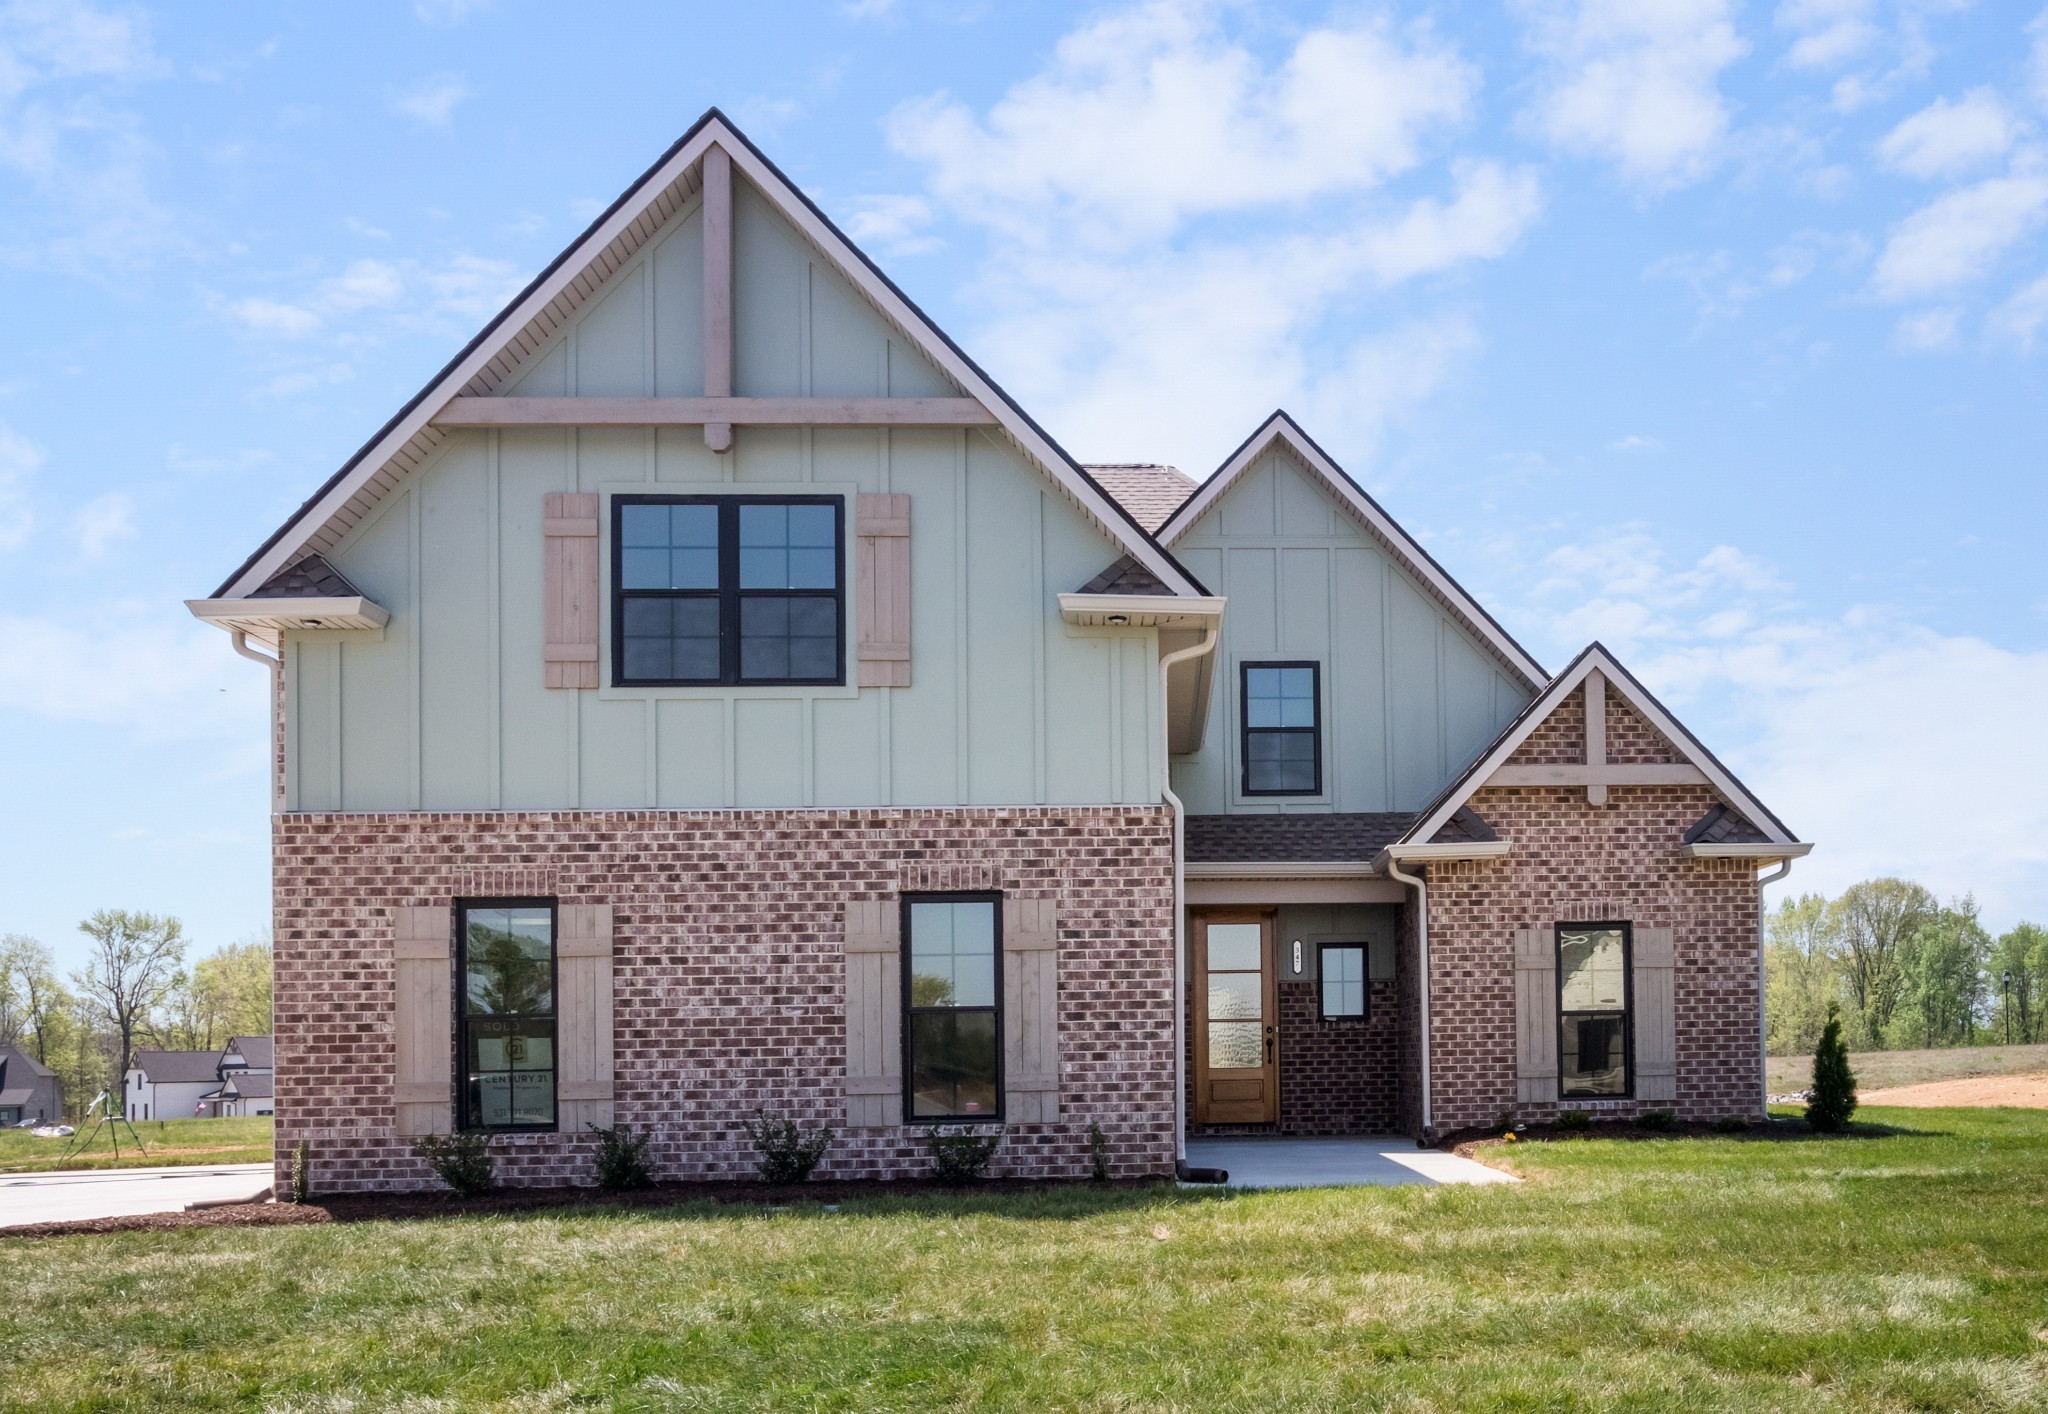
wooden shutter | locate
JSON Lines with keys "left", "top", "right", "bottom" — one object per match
{"left": 855, "top": 493, "right": 910, "bottom": 688}
{"left": 556, "top": 904, "right": 616, "bottom": 1132}
{"left": 543, "top": 491, "right": 600, "bottom": 689}
{"left": 843, "top": 900, "right": 902, "bottom": 1127}
{"left": 1515, "top": 927, "right": 1559, "bottom": 1106}
{"left": 393, "top": 906, "right": 453, "bottom": 1137}
{"left": 1002, "top": 896, "right": 1060, "bottom": 1123}
{"left": 1633, "top": 926, "right": 1677, "bottom": 1103}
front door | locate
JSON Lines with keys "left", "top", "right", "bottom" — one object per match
{"left": 1193, "top": 910, "right": 1279, "bottom": 1124}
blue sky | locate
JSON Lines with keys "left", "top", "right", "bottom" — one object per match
{"left": 3, "top": 0, "right": 2044, "bottom": 974}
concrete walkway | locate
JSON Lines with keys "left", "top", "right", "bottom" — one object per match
{"left": 1185, "top": 1137, "right": 1516, "bottom": 1189}
{"left": 0, "top": 1163, "right": 274, "bottom": 1229}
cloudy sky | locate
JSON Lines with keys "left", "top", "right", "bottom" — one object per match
{"left": 2, "top": 0, "right": 2044, "bottom": 972}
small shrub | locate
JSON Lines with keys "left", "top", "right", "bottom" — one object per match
{"left": 1088, "top": 1121, "right": 1111, "bottom": 1182}
{"left": 1638, "top": 1109, "right": 1677, "bottom": 1132}
{"left": 589, "top": 1122, "right": 654, "bottom": 1191}
{"left": 289, "top": 1140, "right": 312, "bottom": 1204}
{"left": 1494, "top": 1108, "right": 1517, "bottom": 1134}
{"left": 1808, "top": 1002, "right": 1859, "bottom": 1133}
{"left": 924, "top": 1125, "right": 1002, "bottom": 1184}
{"left": 742, "top": 1109, "right": 834, "bottom": 1184}
{"left": 411, "top": 1131, "right": 493, "bottom": 1196}
{"left": 1713, "top": 1115, "right": 1749, "bottom": 1134}
{"left": 1556, "top": 1109, "right": 1591, "bottom": 1131}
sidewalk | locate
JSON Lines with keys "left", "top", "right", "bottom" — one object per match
{"left": 0, "top": 1163, "right": 274, "bottom": 1229}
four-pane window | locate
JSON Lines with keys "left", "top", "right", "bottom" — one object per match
{"left": 1558, "top": 923, "right": 1631, "bottom": 1098}
{"left": 458, "top": 900, "right": 557, "bottom": 1131}
{"left": 1319, "top": 944, "right": 1367, "bottom": 1020}
{"left": 1241, "top": 663, "right": 1321, "bottom": 795}
{"left": 903, "top": 895, "right": 1001, "bottom": 1121}
{"left": 613, "top": 495, "right": 843, "bottom": 686}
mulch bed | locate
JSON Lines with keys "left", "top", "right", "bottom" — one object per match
{"left": 1447, "top": 1114, "right": 1901, "bottom": 1170}
{"left": 1, "top": 1176, "right": 1173, "bottom": 1241}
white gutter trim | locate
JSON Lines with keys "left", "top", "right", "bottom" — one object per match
{"left": 1384, "top": 855, "right": 1432, "bottom": 1141}
{"left": 1679, "top": 842, "right": 1814, "bottom": 860}
{"left": 229, "top": 629, "right": 280, "bottom": 671}
{"left": 1058, "top": 593, "right": 1226, "bottom": 629}
{"left": 1158, "top": 618, "right": 1220, "bottom": 1167}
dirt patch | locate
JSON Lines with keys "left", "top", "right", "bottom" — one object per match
{"left": 1860, "top": 1071, "right": 2048, "bottom": 1108}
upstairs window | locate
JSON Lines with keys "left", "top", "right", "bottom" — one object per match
{"left": 1241, "top": 663, "right": 1321, "bottom": 795}
{"left": 612, "top": 495, "right": 843, "bottom": 686}
{"left": 458, "top": 900, "right": 557, "bottom": 1131}
{"left": 1558, "top": 923, "right": 1631, "bottom": 1098}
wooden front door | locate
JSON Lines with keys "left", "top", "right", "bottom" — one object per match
{"left": 1193, "top": 910, "right": 1279, "bottom": 1124}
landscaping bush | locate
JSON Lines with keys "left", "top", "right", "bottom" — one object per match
{"left": 1088, "top": 1121, "right": 1110, "bottom": 1181}
{"left": 1808, "top": 1002, "right": 1859, "bottom": 1133}
{"left": 1713, "top": 1115, "right": 1750, "bottom": 1134}
{"left": 924, "top": 1125, "right": 1002, "bottom": 1183}
{"left": 1556, "top": 1109, "right": 1590, "bottom": 1131}
{"left": 1638, "top": 1109, "right": 1677, "bottom": 1132}
{"left": 411, "top": 1132, "right": 493, "bottom": 1195}
{"left": 589, "top": 1122, "right": 654, "bottom": 1191}
{"left": 289, "top": 1140, "right": 312, "bottom": 1204}
{"left": 741, "top": 1109, "right": 834, "bottom": 1184}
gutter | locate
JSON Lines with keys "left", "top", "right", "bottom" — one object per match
{"left": 1158, "top": 618, "right": 1220, "bottom": 1168}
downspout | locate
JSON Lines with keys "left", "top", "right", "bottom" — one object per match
{"left": 1756, "top": 857, "right": 1793, "bottom": 1117}
{"left": 231, "top": 631, "right": 284, "bottom": 813}
{"left": 1384, "top": 853, "right": 1433, "bottom": 1142}
{"left": 230, "top": 628, "right": 280, "bottom": 671}
{"left": 1159, "top": 620, "right": 1219, "bottom": 1168}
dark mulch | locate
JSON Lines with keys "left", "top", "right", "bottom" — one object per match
{"left": 1447, "top": 1114, "right": 1912, "bottom": 1167}
{"left": 2, "top": 1175, "right": 1175, "bottom": 1242}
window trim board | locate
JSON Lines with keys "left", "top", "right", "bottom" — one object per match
{"left": 1238, "top": 659, "right": 1324, "bottom": 797}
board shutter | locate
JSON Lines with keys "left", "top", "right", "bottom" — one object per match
{"left": 556, "top": 904, "right": 616, "bottom": 1132}
{"left": 1515, "top": 927, "right": 1559, "bottom": 1106}
{"left": 393, "top": 905, "right": 453, "bottom": 1136}
{"left": 1002, "top": 896, "right": 1060, "bottom": 1123}
{"left": 843, "top": 900, "right": 902, "bottom": 1127}
{"left": 855, "top": 493, "right": 911, "bottom": 688}
{"left": 1633, "top": 926, "right": 1677, "bottom": 1103}
{"left": 543, "top": 491, "right": 600, "bottom": 689}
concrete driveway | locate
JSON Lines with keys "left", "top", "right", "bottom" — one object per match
{"left": 1184, "top": 1137, "right": 1516, "bottom": 1189}
{"left": 0, "top": 1163, "right": 274, "bottom": 1229}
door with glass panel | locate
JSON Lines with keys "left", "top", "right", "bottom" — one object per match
{"left": 1193, "top": 910, "right": 1278, "bottom": 1124}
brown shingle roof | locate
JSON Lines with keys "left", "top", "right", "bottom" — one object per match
{"left": 1084, "top": 464, "right": 1195, "bottom": 533}
{"left": 1186, "top": 813, "right": 1414, "bottom": 863}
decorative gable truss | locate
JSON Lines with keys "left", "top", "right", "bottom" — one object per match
{"left": 1382, "top": 642, "right": 1812, "bottom": 866}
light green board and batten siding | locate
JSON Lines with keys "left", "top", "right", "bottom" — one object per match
{"left": 282, "top": 176, "right": 1160, "bottom": 813}
{"left": 1168, "top": 448, "right": 1531, "bottom": 814}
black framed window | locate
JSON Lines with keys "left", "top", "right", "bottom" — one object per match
{"left": 903, "top": 893, "right": 1001, "bottom": 1122}
{"left": 1241, "top": 662, "right": 1321, "bottom": 795}
{"left": 613, "top": 495, "right": 843, "bottom": 686}
{"left": 1558, "top": 922, "right": 1631, "bottom": 1099}
{"left": 457, "top": 899, "right": 558, "bottom": 1131}
{"left": 1319, "top": 943, "right": 1367, "bottom": 1020}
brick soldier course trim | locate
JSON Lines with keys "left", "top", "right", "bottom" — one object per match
{"left": 274, "top": 805, "right": 1175, "bottom": 1193}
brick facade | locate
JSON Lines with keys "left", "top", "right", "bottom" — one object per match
{"left": 1184, "top": 976, "right": 1399, "bottom": 1136}
{"left": 273, "top": 805, "right": 1176, "bottom": 1193}
{"left": 1419, "top": 685, "right": 1766, "bottom": 1135}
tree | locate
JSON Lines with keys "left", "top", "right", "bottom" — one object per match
{"left": 0, "top": 935, "right": 68, "bottom": 1065}
{"left": 72, "top": 910, "right": 186, "bottom": 1085}
{"left": 158, "top": 939, "right": 273, "bottom": 1050}
{"left": 1765, "top": 894, "right": 1840, "bottom": 1056}
{"left": 1808, "top": 1002, "right": 1858, "bottom": 1133}
{"left": 1890, "top": 897, "right": 1989, "bottom": 1049}
{"left": 1991, "top": 923, "right": 2047, "bottom": 1044}
{"left": 1829, "top": 880, "right": 1936, "bottom": 1045}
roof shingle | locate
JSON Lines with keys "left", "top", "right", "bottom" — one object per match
{"left": 1186, "top": 813, "right": 1414, "bottom": 863}
{"left": 1085, "top": 464, "right": 1195, "bottom": 534}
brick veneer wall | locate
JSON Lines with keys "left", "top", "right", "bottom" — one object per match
{"left": 273, "top": 805, "right": 1175, "bottom": 1193}
{"left": 1420, "top": 689, "right": 1766, "bottom": 1134}
{"left": 1182, "top": 974, "right": 1399, "bottom": 1136}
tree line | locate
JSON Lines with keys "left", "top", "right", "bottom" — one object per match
{"left": 1767, "top": 878, "right": 2046, "bottom": 1056}
{"left": 0, "top": 910, "right": 271, "bottom": 1119}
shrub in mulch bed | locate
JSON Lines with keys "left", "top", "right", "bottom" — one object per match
{"left": 1446, "top": 1113, "right": 1908, "bottom": 1165}
{"left": 2, "top": 1175, "right": 1175, "bottom": 1241}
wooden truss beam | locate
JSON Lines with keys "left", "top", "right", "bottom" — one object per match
{"left": 1486, "top": 764, "right": 1709, "bottom": 788}
{"left": 432, "top": 396, "right": 999, "bottom": 428}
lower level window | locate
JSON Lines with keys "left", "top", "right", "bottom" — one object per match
{"left": 458, "top": 899, "right": 558, "bottom": 1130}
{"left": 904, "top": 894, "right": 1001, "bottom": 1121}
{"left": 1558, "top": 923, "right": 1630, "bottom": 1098}
{"left": 1319, "top": 944, "right": 1367, "bottom": 1019}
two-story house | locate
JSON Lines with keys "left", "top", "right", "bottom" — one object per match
{"left": 189, "top": 111, "right": 1809, "bottom": 1191}
{"left": 126, "top": 1035, "right": 274, "bottom": 1121}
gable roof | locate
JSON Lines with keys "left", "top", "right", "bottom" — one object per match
{"left": 1155, "top": 411, "right": 1546, "bottom": 690}
{"left": 249, "top": 556, "right": 360, "bottom": 599}
{"left": 1086, "top": 464, "right": 1196, "bottom": 533}
{"left": 0, "top": 1045, "right": 57, "bottom": 1106}
{"left": 210, "top": 108, "right": 1204, "bottom": 603}
{"left": 1396, "top": 642, "right": 1805, "bottom": 850}
{"left": 129, "top": 1049, "right": 225, "bottom": 1084}
{"left": 222, "top": 1035, "right": 273, "bottom": 1068}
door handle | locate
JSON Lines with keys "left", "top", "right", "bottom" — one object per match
{"left": 1264, "top": 1025, "right": 1276, "bottom": 1063}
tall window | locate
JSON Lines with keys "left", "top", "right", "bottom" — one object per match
{"left": 1241, "top": 663, "right": 1321, "bottom": 795}
{"left": 613, "top": 495, "right": 843, "bottom": 686}
{"left": 458, "top": 900, "right": 558, "bottom": 1131}
{"left": 1319, "top": 944, "right": 1367, "bottom": 1020}
{"left": 903, "top": 894, "right": 1001, "bottom": 1121}
{"left": 1558, "top": 923, "right": 1630, "bottom": 1098}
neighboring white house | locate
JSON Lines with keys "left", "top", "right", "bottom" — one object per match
{"left": 126, "top": 1037, "right": 275, "bottom": 1120}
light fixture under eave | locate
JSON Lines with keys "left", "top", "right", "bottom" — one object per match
{"left": 1105, "top": 613, "right": 1130, "bottom": 626}
{"left": 302, "top": 619, "right": 323, "bottom": 628}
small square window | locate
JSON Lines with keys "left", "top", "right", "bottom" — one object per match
{"left": 1319, "top": 944, "right": 1367, "bottom": 1020}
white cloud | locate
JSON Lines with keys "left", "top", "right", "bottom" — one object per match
{"left": 1516, "top": 0, "right": 1748, "bottom": 188}
{"left": 227, "top": 295, "right": 321, "bottom": 338}
{"left": 1988, "top": 269, "right": 2048, "bottom": 347}
{"left": 1872, "top": 172, "right": 2048, "bottom": 299}
{"left": 0, "top": 420, "right": 40, "bottom": 549}
{"left": 225, "top": 253, "right": 524, "bottom": 341}
{"left": 253, "top": 363, "right": 352, "bottom": 399}
{"left": 1892, "top": 304, "right": 1960, "bottom": 350}
{"left": 1878, "top": 90, "right": 2020, "bottom": 179}
{"left": 2032, "top": 8, "right": 2048, "bottom": 112}
{"left": 1528, "top": 531, "right": 2048, "bottom": 929}
{"left": 840, "top": 0, "right": 898, "bottom": 17}
{"left": 412, "top": 0, "right": 495, "bottom": 28}
{"left": 1775, "top": 0, "right": 1877, "bottom": 70}
{"left": 0, "top": 0, "right": 162, "bottom": 98}
{"left": 843, "top": 193, "right": 937, "bottom": 254}
{"left": 392, "top": 72, "right": 471, "bottom": 127}
{"left": 1611, "top": 434, "right": 1664, "bottom": 452}
{"left": 70, "top": 489, "right": 133, "bottom": 557}
{"left": 321, "top": 257, "right": 406, "bottom": 312}
{"left": 0, "top": 605, "right": 263, "bottom": 738}
{"left": 886, "top": 1, "right": 1477, "bottom": 247}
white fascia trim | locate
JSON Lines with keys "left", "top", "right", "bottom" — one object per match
{"left": 1184, "top": 860, "right": 1379, "bottom": 880}
{"left": 1374, "top": 842, "right": 1513, "bottom": 866}
{"left": 1059, "top": 593, "right": 1226, "bottom": 628}
{"left": 1680, "top": 842, "right": 1815, "bottom": 860}
{"left": 223, "top": 116, "right": 1204, "bottom": 604}
{"left": 186, "top": 596, "right": 392, "bottom": 632}
{"left": 1155, "top": 414, "right": 1546, "bottom": 687}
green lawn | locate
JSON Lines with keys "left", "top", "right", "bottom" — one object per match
{"left": 1766, "top": 1041, "right": 2048, "bottom": 1093}
{"left": 0, "top": 1115, "right": 272, "bottom": 1174}
{"left": 4, "top": 1107, "right": 2046, "bottom": 1411}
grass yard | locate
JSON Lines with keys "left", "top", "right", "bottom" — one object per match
{"left": 1767, "top": 1041, "right": 2048, "bottom": 1094}
{"left": 0, "top": 1115, "right": 272, "bottom": 1174}
{"left": 4, "top": 1108, "right": 2046, "bottom": 1410}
